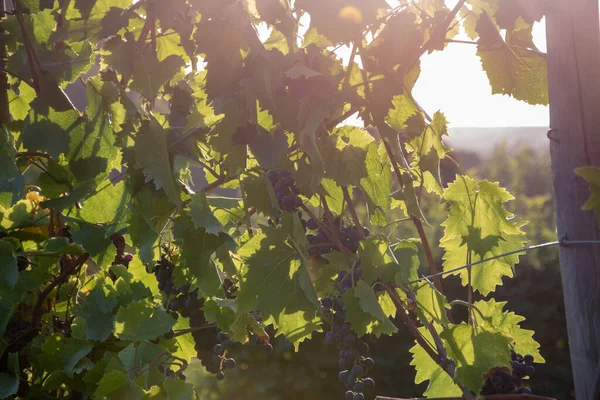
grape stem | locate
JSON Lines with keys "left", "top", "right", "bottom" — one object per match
{"left": 342, "top": 186, "right": 366, "bottom": 240}
{"left": 449, "top": 300, "right": 486, "bottom": 321}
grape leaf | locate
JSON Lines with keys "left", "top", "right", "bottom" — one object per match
{"left": 236, "top": 226, "right": 322, "bottom": 349}
{"left": 130, "top": 55, "right": 185, "bottom": 100}
{"left": 188, "top": 192, "right": 225, "bottom": 235}
{"left": 134, "top": 118, "right": 182, "bottom": 205}
{"left": 77, "top": 180, "right": 130, "bottom": 227}
{"left": 0, "top": 241, "right": 18, "bottom": 289}
{"left": 440, "top": 322, "right": 512, "bottom": 392}
{"left": 409, "top": 326, "right": 463, "bottom": 397}
{"left": 363, "top": 11, "right": 423, "bottom": 71}
{"left": 309, "top": 251, "right": 351, "bottom": 298}
{"left": 164, "top": 378, "right": 196, "bottom": 400}
{"left": 324, "top": 126, "right": 375, "bottom": 187}
{"left": 172, "top": 212, "right": 228, "bottom": 298}
{"left": 241, "top": 171, "right": 280, "bottom": 217}
{"left": 392, "top": 240, "right": 420, "bottom": 285}
{"left": 360, "top": 142, "right": 392, "bottom": 226}
{"left": 114, "top": 300, "right": 176, "bottom": 341}
{"left": 0, "top": 199, "right": 35, "bottom": 230}
{"left": 8, "top": 81, "right": 35, "bottom": 121}
{"left": 405, "top": 111, "right": 452, "bottom": 195}
{"left": 342, "top": 286, "right": 397, "bottom": 338}
{"left": 37, "top": 335, "right": 94, "bottom": 377}
{"left": 413, "top": 282, "right": 450, "bottom": 327}
{"left": 74, "top": 283, "right": 119, "bottom": 341}
{"left": 476, "top": 12, "right": 548, "bottom": 105}
{"left": 0, "top": 353, "right": 19, "bottom": 399}
{"left": 441, "top": 176, "right": 527, "bottom": 295}
{"left": 94, "top": 370, "right": 145, "bottom": 400}
{"left": 358, "top": 238, "right": 398, "bottom": 285}
{"left": 22, "top": 108, "right": 79, "bottom": 158}
{"left": 473, "top": 299, "right": 545, "bottom": 362}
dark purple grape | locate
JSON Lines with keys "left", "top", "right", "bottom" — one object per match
{"left": 281, "top": 195, "right": 295, "bottom": 210}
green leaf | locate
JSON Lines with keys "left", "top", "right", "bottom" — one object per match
{"left": 0, "top": 241, "right": 18, "bottom": 289}
{"left": 342, "top": 286, "right": 397, "bottom": 338}
{"left": 8, "top": 81, "right": 35, "bottom": 121}
{"left": 38, "top": 335, "right": 94, "bottom": 377}
{"left": 188, "top": 192, "right": 225, "bottom": 234}
{"left": 476, "top": 12, "right": 548, "bottom": 105}
{"left": 473, "top": 299, "right": 545, "bottom": 362}
{"left": 310, "top": 251, "right": 351, "bottom": 298}
{"left": 358, "top": 238, "right": 398, "bottom": 285}
{"left": 130, "top": 55, "right": 185, "bottom": 100}
{"left": 392, "top": 240, "right": 420, "bottom": 284}
{"left": 172, "top": 212, "right": 229, "bottom": 298}
{"left": 74, "top": 283, "right": 119, "bottom": 341}
{"left": 0, "top": 199, "right": 35, "bottom": 230}
{"left": 409, "top": 326, "right": 463, "bottom": 397}
{"left": 77, "top": 180, "right": 130, "bottom": 226}
{"left": 441, "top": 176, "right": 527, "bottom": 295}
{"left": 360, "top": 143, "right": 392, "bottom": 226}
{"left": 241, "top": 171, "right": 280, "bottom": 217}
{"left": 22, "top": 108, "right": 80, "bottom": 159}
{"left": 440, "top": 322, "right": 513, "bottom": 392}
{"left": 323, "top": 126, "right": 375, "bottom": 187}
{"left": 247, "top": 125, "right": 290, "bottom": 170}
{"left": 134, "top": 118, "right": 182, "bottom": 205}
{"left": 413, "top": 282, "right": 450, "bottom": 327}
{"left": 236, "top": 226, "right": 322, "bottom": 349}
{"left": 114, "top": 300, "right": 176, "bottom": 341}
{"left": 94, "top": 370, "right": 145, "bottom": 400}
{"left": 164, "top": 378, "right": 196, "bottom": 400}
{"left": 0, "top": 352, "right": 19, "bottom": 399}
{"left": 297, "top": 104, "right": 330, "bottom": 171}
{"left": 574, "top": 166, "right": 600, "bottom": 228}
{"left": 406, "top": 111, "right": 452, "bottom": 196}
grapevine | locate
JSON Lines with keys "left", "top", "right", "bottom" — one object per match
{"left": 0, "top": 0, "right": 561, "bottom": 399}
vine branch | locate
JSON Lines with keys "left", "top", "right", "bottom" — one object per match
{"left": 342, "top": 186, "right": 366, "bottom": 240}
{"left": 31, "top": 253, "right": 89, "bottom": 329}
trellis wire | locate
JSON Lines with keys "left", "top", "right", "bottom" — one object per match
{"left": 407, "top": 239, "right": 600, "bottom": 285}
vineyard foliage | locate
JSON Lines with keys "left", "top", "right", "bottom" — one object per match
{"left": 0, "top": 0, "right": 554, "bottom": 399}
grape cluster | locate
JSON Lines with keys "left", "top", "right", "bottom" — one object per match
{"left": 52, "top": 315, "right": 72, "bottom": 337}
{"left": 3, "top": 318, "right": 36, "bottom": 352}
{"left": 153, "top": 256, "right": 179, "bottom": 295}
{"left": 306, "top": 216, "right": 369, "bottom": 258}
{"left": 481, "top": 350, "right": 535, "bottom": 395}
{"left": 304, "top": 212, "right": 375, "bottom": 399}
{"left": 323, "top": 299, "right": 375, "bottom": 400}
{"left": 268, "top": 169, "right": 302, "bottom": 212}
{"left": 210, "top": 332, "right": 237, "bottom": 380}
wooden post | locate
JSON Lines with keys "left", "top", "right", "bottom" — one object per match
{"left": 545, "top": 0, "right": 600, "bottom": 398}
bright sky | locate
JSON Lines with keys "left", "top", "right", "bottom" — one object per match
{"left": 412, "top": 19, "right": 549, "bottom": 127}
{"left": 292, "top": 2, "right": 550, "bottom": 128}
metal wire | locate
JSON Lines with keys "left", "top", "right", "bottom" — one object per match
{"left": 407, "top": 239, "right": 600, "bottom": 285}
